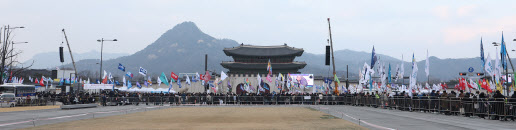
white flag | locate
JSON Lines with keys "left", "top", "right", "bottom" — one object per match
{"left": 157, "top": 76, "right": 162, "bottom": 86}
{"left": 485, "top": 53, "right": 493, "bottom": 76}
{"left": 103, "top": 70, "right": 107, "bottom": 79}
{"left": 186, "top": 75, "right": 191, "bottom": 85}
{"left": 220, "top": 71, "right": 228, "bottom": 81}
{"left": 495, "top": 49, "right": 501, "bottom": 83}
{"left": 257, "top": 73, "right": 262, "bottom": 88}
{"left": 123, "top": 76, "right": 126, "bottom": 87}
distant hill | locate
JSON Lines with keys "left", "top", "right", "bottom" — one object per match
{"left": 60, "top": 21, "right": 492, "bottom": 82}
{"left": 22, "top": 50, "right": 128, "bottom": 69}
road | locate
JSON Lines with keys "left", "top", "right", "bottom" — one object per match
{"left": 0, "top": 105, "right": 166, "bottom": 130}
{"left": 312, "top": 105, "right": 516, "bottom": 130}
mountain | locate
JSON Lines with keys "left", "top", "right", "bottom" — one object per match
{"left": 62, "top": 21, "right": 491, "bottom": 82}
{"left": 67, "top": 22, "right": 238, "bottom": 78}
{"left": 22, "top": 50, "right": 128, "bottom": 69}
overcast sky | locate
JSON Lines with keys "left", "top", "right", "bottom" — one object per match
{"left": 3, "top": 0, "right": 516, "bottom": 63}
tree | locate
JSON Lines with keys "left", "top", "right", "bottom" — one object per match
{"left": 1, "top": 25, "right": 33, "bottom": 83}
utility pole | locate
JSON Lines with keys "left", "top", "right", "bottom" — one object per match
{"left": 327, "top": 18, "right": 339, "bottom": 95}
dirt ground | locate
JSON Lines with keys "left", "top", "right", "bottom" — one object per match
{"left": 0, "top": 106, "right": 59, "bottom": 113}
{"left": 21, "top": 107, "right": 367, "bottom": 130}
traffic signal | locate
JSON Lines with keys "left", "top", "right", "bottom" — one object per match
{"left": 459, "top": 73, "right": 466, "bottom": 76}
{"left": 477, "top": 73, "right": 484, "bottom": 76}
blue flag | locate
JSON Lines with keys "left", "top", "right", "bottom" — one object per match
{"left": 501, "top": 33, "right": 507, "bottom": 69}
{"left": 168, "top": 83, "right": 173, "bottom": 92}
{"left": 388, "top": 63, "right": 392, "bottom": 83}
{"left": 177, "top": 79, "right": 182, "bottom": 88}
{"left": 115, "top": 81, "right": 120, "bottom": 85}
{"left": 139, "top": 67, "right": 147, "bottom": 76}
{"left": 126, "top": 72, "right": 133, "bottom": 78}
{"left": 118, "top": 63, "right": 125, "bottom": 72}
{"left": 371, "top": 46, "right": 377, "bottom": 69}
{"left": 136, "top": 81, "right": 142, "bottom": 88}
{"left": 127, "top": 80, "right": 132, "bottom": 89}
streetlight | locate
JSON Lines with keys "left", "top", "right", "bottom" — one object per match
{"left": 97, "top": 38, "right": 117, "bottom": 81}
{"left": 9, "top": 41, "right": 28, "bottom": 73}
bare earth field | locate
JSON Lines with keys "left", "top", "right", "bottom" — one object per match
{"left": 0, "top": 106, "right": 59, "bottom": 113}
{"left": 20, "top": 106, "right": 367, "bottom": 130}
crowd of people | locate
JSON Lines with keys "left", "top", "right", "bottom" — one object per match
{"left": 28, "top": 89, "right": 516, "bottom": 121}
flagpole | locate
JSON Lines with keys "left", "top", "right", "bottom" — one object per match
{"left": 327, "top": 18, "right": 339, "bottom": 95}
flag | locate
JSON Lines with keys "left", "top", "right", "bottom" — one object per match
{"left": 334, "top": 74, "right": 340, "bottom": 84}
{"left": 177, "top": 79, "right": 182, "bottom": 88}
{"left": 39, "top": 78, "right": 44, "bottom": 86}
{"left": 170, "top": 72, "right": 178, "bottom": 82}
{"left": 87, "top": 78, "right": 90, "bottom": 84}
{"left": 371, "top": 46, "right": 377, "bottom": 69}
{"left": 220, "top": 71, "right": 228, "bottom": 81}
{"left": 118, "top": 63, "right": 125, "bottom": 71}
{"left": 193, "top": 72, "right": 200, "bottom": 82}
{"left": 266, "top": 74, "right": 272, "bottom": 82}
{"left": 160, "top": 72, "right": 170, "bottom": 86}
{"left": 480, "top": 37, "right": 485, "bottom": 70}
{"left": 425, "top": 50, "right": 430, "bottom": 77}
{"left": 144, "top": 80, "right": 148, "bottom": 87}
{"left": 102, "top": 70, "right": 107, "bottom": 79}
{"left": 257, "top": 73, "right": 262, "bottom": 88}
{"left": 123, "top": 76, "right": 126, "bottom": 87}
{"left": 109, "top": 73, "right": 113, "bottom": 80}
{"left": 203, "top": 71, "right": 211, "bottom": 81}
{"left": 388, "top": 63, "right": 392, "bottom": 83}
{"left": 102, "top": 77, "right": 108, "bottom": 84}
{"left": 485, "top": 53, "right": 493, "bottom": 76}
{"left": 481, "top": 79, "right": 492, "bottom": 93}
{"left": 147, "top": 76, "right": 152, "bottom": 86}
{"left": 410, "top": 53, "right": 418, "bottom": 88}
{"left": 136, "top": 81, "right": 142, "bottom": 88}
{"left": 126, "top": 72, "right": 133, "bottom": 78}
{"left": 186, "top": 75, "right": 191, "bottom": 85}
{"left": 127, "top": 80, "right": 132, "bottom": 89}
{"left": 157, "top": 76, "right": 162, "bottom": 86}
{"left": 267, "top": 59, "right": 272, "bottom": 75}
{"left": 501, "top": 32, "right": 507, "bottom": 69}
{"left": 168, "top": 80, "right": 174, "bottom": 93}
{"left": 139, "top": 67, "right": 147, "bottom": 76}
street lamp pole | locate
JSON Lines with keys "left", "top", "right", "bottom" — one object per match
{"left": 97, "top": 38, "right": 117, "bottom": 81}
{"left": 9, "top": 41, "right": 28, "bottom": 76}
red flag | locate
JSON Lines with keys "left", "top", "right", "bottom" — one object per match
{"left": 203, "top": 71, "right": 211, "bottom": 81}
{"left": 102, "top": 76, "right": 108, "bottom": 84}
{"left": 35, "top": 78, "right": 39, "bottom": 84}
{"left": 170, "top": 72, "right": 178, "bottom": 81}
{"left": 481, "top": 79, "right": 492, "bottom": 93}
{"left": 199, "top": 74, "right": 204, "bottom": 80}
{"left": 39, "top": 78, "right": 44, "bottom": 86}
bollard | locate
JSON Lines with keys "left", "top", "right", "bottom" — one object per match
{"left": 358, "top": 119, "right": 361, "bottom": 126}
{"left": 32, "top": 118, "right": 36, "bottom": 127}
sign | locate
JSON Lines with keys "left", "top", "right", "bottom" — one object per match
{"left": 84, "top": 84, "right": 114, "bottom": 89}
{"left": 304, "top": 96, "right": 311, "bottom": 100}
{"left": 468, "top": 67, "right": 474, "bottom": 73}
{"left": 289, "top": 74, "right": 314, "bottom": 87}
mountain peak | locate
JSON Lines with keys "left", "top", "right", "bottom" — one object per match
{"left": 169, "top": 21, "right": 202, "bottom": 34}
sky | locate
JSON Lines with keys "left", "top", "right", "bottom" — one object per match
{"left": 2, "top": 0, "right": 516, "bottom": 63}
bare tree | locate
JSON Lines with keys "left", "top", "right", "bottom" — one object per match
{"left": 1, "top": 25, "right": 33, "bottom": 83}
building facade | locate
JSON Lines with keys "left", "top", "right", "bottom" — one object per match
{"left": 221, "top": 44, "right": 306, "bottom": 74}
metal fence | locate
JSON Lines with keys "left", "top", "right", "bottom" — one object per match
{"left": 12, "top": 95, "right": 516, "bottom": 120}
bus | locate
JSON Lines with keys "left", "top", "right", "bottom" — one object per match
{"left": 0, "top": 83, "right": 36, "bottom": 99}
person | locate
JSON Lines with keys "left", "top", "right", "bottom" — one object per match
{"left": 492, "top": 90, "right": 505, "bottom": 120}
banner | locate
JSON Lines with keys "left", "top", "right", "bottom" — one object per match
{"left": 84, "top": 84, "right": 115, "bottom": 89}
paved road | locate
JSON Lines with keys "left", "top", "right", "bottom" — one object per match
{"left": 0, "top": 105, "right": 167, "bottom": 130}
{"left": 2, "top": 104, "right": 515, "bottom": 130}
{"left": 312, "top": 105, "right": 516, "bottom": 130}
